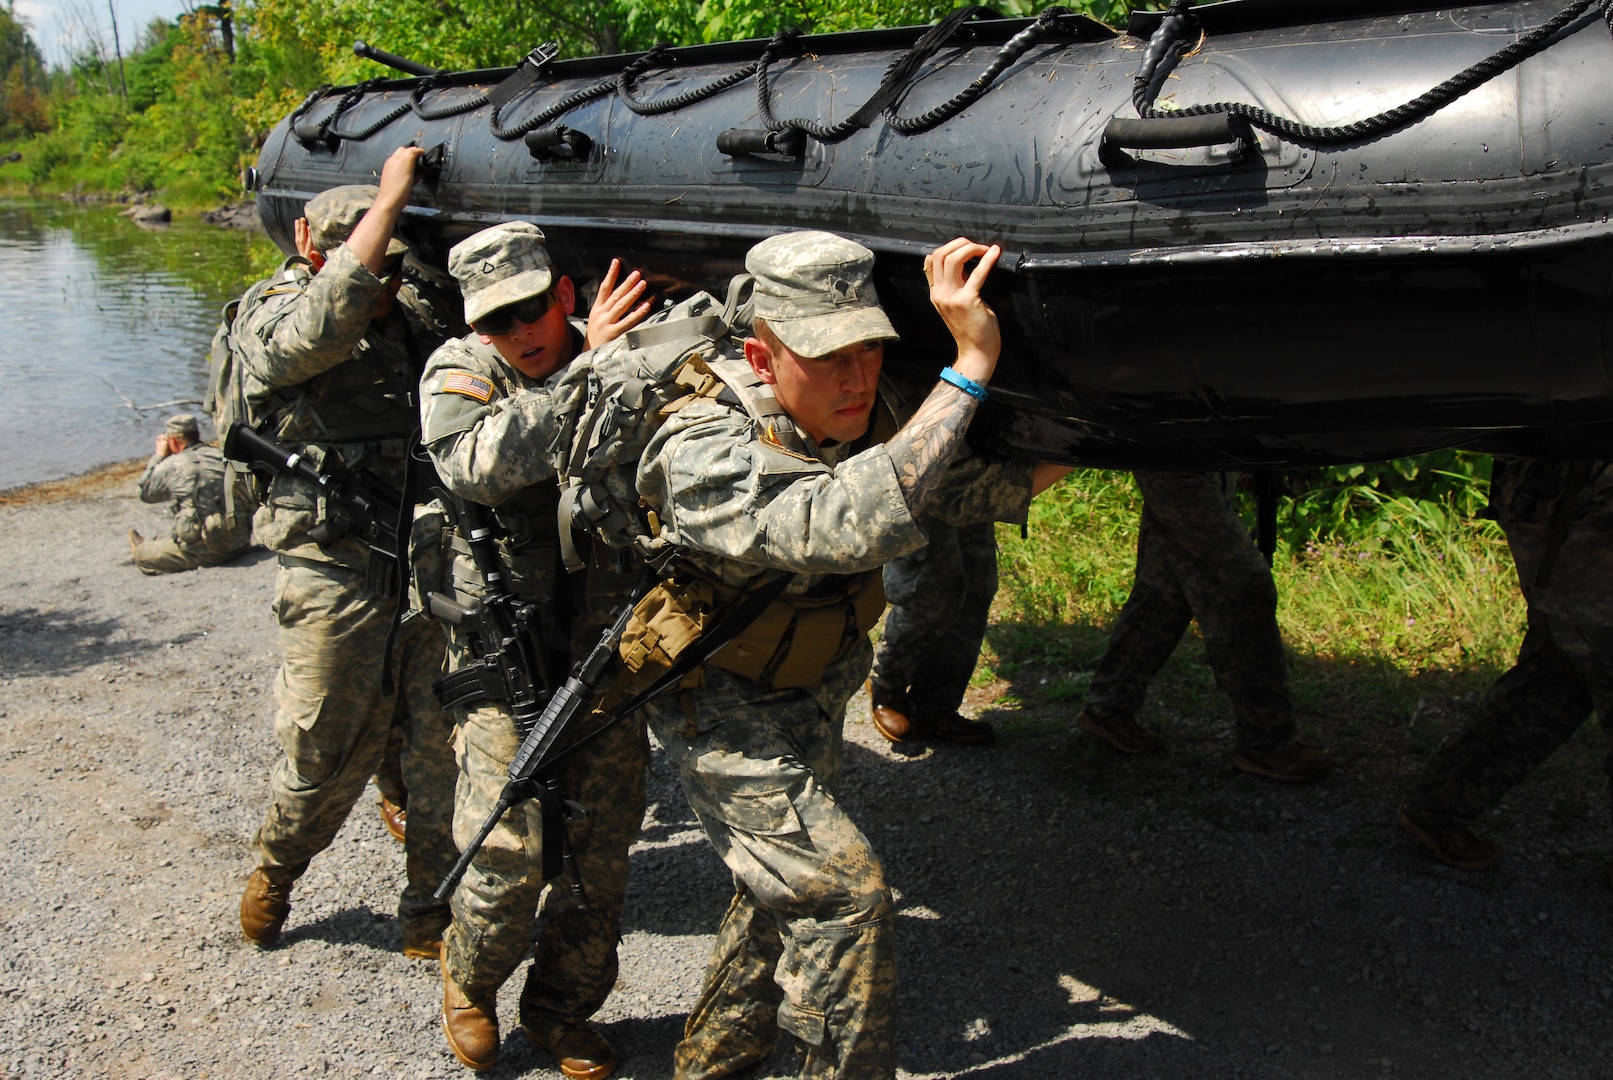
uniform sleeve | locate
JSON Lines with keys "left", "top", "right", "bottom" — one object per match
{"left": 136, "top": 452, "right": 169, "bottom": 503}
{"left": 419, "top": 339, "right": 562, "bottom": 507}
{"left": 240, "top": 245, "right": 387, "bottom": 392}
{"left": 638, "top": 405, "right": 925, "bottom": 575}
{"left": 923, "top": 452, "right": 1035, "bottom": 526}
{"left": 137, "top": 454, "right": 198, "bottom": 508}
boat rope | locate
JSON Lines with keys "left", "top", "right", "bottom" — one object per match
{"left": 1132, "top": 0, "right": 1610, "bottom": 144}
{"left": 490, "top": 72, "right": 617, "bottom": 140}
{"left": 756, "top": 6, "right": 1001, "bottom": 143}
{"left": 884, "top": 5, "right": 1088, "bottom": 134}
{"left": 617, "top": 43, "right": 761, "bottom": 115}
{"left": 411, "top": 76, "right": 491, "bottom": 122}
{"left": 294, "top": 1, "right": 1612, "bottom": 151}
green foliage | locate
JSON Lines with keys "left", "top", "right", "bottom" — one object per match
{"left": 1277, "top": 450, "right": 1493, "bottom": 549}
{"left": 0, "top": 1, "right": 48, "bottom": 140}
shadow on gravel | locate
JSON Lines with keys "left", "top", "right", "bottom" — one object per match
{"left": 0, "top": 604, "right": 207, "bottom": 675}
{"left": 277, "top": 904, "right": 399, "bottom": 954}
{"left": 833, "top": 627, "right": 1613, "bottom": 1079}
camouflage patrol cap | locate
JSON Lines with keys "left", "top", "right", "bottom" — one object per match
{"left": 164, "top": 413, "right": 199, "bottom": 438}
{"left": 303, "top": 185, "right": 410, "bottom": 258}
{"left": 747, "top": 231, "right": 898, "bottom": 358}
{"left": 448, "top": 222, "right": 556, "bottom": 327}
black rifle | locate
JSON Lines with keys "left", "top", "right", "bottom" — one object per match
{"left": 224, "top": 421, "right": 401, "bottom": 558}
{"left": 434, "top": 571, "right": 791, "bottom": 901}
{"left": 425, "top": 497, "right": 557, "bottom": 736}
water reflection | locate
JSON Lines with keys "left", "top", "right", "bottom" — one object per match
{"left": 0, "top": 199, "right": 278, "bottom": 490}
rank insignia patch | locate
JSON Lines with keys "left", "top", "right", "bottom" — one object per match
{"left": 441, "top": 372, "right": 495, "bottom": 402}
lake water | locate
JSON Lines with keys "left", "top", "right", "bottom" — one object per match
{"left": 0, "top": 199, "right": 277, "bottom": 490}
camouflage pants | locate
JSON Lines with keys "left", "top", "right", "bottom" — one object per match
{"left": 1083, "top": 470, "right": 1294, "bottom": 751}
{"left": 648, "top": 643, "right": 897, "bottom": 1080}
{"left": 131, "top": 534, "right": 245, "bottom": 576}
{"left": 252, "top": 558, "right": 458, "bottom": 937}
{"left": 443, "top": 561, "right": 650, "bottom": 1019}
{"left": 1409, "top": 459, "right": 1613, "bottom": 828}
{"left": 872, "top": 518, "right": 997, "bottom": 715}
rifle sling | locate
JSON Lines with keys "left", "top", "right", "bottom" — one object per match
{"left": 537, "top": 572, "right": 794, "bottom": 777}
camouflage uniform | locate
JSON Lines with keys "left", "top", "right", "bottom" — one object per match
{"left": 871, "top": 517, "right": 998, "bottom": 721}
{"left": 1082, "top": 470, "right": 1296, "bottom": 752}
{"left": 1405, "top": 459, "right": 1613, "bottom": 832}
{"left": 421, "top": 320, "right": 648, "bottom": 1025}
{"left": 636, "top": 231, "right": 1033, "bottom": 1079}
{"left": 132, "top": 428, "right": 253, "bottom": 575}
{"left": 240, "top": 203, "right": 458, "bottom": 944}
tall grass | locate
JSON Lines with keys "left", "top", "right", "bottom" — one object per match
{"left": 989, "top": 460, "right": 1524, "bottom": 751}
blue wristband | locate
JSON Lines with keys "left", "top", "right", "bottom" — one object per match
{"left": 938, "top": 366, "right": 989, "bottom": 401}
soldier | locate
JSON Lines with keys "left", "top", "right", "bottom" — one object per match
{"left": 868, "top": 518, "right": 998, "bottom": 748}
{"left": 1399, "top": 458, "right": 1613, "bottom": 872}
{"left": 420, "top": 221, "right": 649, "bottom": 1076}
{"left": 127, "top": 412, "right": 252, "bottom": 574}
{"left": 1074, "top": 470, "right": 1331, "bottom": 782}
{"left": 632, "top": 231, "right": 1065, "bottom": 1079}
{"left": 236, "top": 147, "right": 460, "bottom": 961}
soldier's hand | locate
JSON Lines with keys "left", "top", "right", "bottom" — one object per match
{"left": 926, "top": 238, "right": 1002, "bottom": 387}
{"left": 154, "top": 434, "right": 173, "bottom": 459}
{"left": 585, "top": 258, "right": 652, "bottom": 349}
{"left": 376, "top": 145, "right": 426, "bottom": 209}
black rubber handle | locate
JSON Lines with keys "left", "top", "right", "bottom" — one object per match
{"left": 716, "top": 128, "right": 807, "bottom": 159}
{"left": 1099, "top": 114, "right": 1254, "bottom": 167}
{"left": 524, "top": 126, "right": 594, "bottom": 161}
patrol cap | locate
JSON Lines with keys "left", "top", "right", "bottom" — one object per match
{"left": 746, "top": 231, "right": 898, "bottom": 358}
{"left": 448, "top": 222, "right": 556, "bottom": 327}
{"left": 165, "top": 413, "right": 199, "bottom": 438}
{"left": 303, "top": 185, "right": 410, "bottom": 258}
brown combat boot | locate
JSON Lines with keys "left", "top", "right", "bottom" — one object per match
{"left": 1075, "top": 709, "right": 1167, "bottom": 754}
{"left": 1397, "top": 801, "right": 1503, "bottom": 871}
{"left": 378, "top": 793, "right": 407, "bottom": 843}
{"left": 522, "top": 1017, "right": 617, "bottom": 1080}
{"left": 441, "top": 945, "right": 499, "bottom": 1070}
{"left": 402, "top": 911, "right": 449, "bottom": 960}
{"left": 239, "top": 868, "right": 293, "bottom": 946}
{"left": 1232, "top": 740, "right": 1332, "bottom": 782}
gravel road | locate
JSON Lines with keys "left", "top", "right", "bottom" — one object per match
{"left": 2, "top": 463, "right": 1610, "bottom": 1080}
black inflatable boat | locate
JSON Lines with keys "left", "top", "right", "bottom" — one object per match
{"left": 250, "top": 0, "right": 1613, "bottom": 468}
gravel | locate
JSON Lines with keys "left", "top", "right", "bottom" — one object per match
{"left": 2, "top": 463, "right": 1610, "bottom": 1080}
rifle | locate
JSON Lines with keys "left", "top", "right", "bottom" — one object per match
{"left": 425, "top": 496, "right": 557, "bottom": 736}
{"left": 434, "top": 569, "right": 791, "bottom": 901}
{"left": 223, "top": 421, "right": 401, "bottom": 558}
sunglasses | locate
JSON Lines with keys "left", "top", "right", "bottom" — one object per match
{"left": 474, "top": 290, "right": 557, "bottom": 335}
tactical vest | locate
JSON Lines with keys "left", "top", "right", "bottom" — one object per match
{"left": 608, "top": 343, "right": 898, "bottom": 693}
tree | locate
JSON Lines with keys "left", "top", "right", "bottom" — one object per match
{"left": 0, "top": 1, "right": 49, "bottom": 139}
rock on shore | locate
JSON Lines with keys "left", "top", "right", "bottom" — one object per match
{"left": 0, "top": 463, "right": 1609, "bottom": 1079}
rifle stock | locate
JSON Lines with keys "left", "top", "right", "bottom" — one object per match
{"left": 223, "top": 421, "right": 401, "bottom": 557}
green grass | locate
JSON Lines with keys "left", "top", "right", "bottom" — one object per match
{"left": 984, "top": 467, "right": 1524, "bottom": 763}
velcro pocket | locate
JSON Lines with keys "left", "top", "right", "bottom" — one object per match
{"left": 688, "top": 784, "right": 804, "bottom": 838}
{"left": 775, "top": 1000, "right": 827, "bottom": 1048}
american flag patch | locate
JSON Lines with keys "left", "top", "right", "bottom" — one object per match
{"left": 441, "top": 372, "right": 495, "bottom": 402}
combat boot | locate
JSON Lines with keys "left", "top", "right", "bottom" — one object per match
{"left": 522, "top": 1017, "right": 617, "bottom": 1080}
{"left": 1397, "top": 801, "right": 1503, "bottom": 871}
{"left": 1075, "top": 708, "right": 1167, "bottom": 754}
{"left": 441, "top": 945, "right": 499, "bottom": 1070}
{"left": 239, "top": 868, "right": 293, "bottom": 946}
{"left": 378, "top": 793, "right": 407, "bottom": 843}
{"left": 1232, "top": 740, "right": 1331, "bottom": 782}
{"left": 401, "top": 911, "right": 450, "bottom": 960}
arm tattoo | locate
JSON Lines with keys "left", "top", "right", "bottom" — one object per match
{"left": 887, "top": 382, "right": 981, "bottom": 515}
